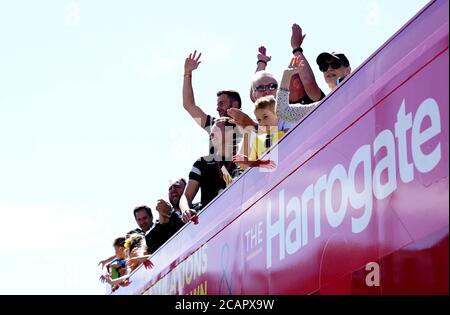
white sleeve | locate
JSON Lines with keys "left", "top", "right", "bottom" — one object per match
{"left": 276, "top": 88, "right": 318, "bottom": 123}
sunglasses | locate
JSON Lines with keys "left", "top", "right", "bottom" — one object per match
{"left": 319, "top": 60, "right": 342, "bottom": 72}
{"left": 254, "top": 83, "right": 278, "bottom": 92}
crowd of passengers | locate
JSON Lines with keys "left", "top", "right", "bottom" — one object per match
{"left": 98, "top": 23, "right": 352, "bottom": 291}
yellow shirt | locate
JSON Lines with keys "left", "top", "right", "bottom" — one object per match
{"left": 249, "top": 130, "right": 285, "bottom": 161}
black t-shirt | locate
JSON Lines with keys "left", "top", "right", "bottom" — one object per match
{"left": 145, "top": 212, "right": 186, "bottom": 254}
{"left": 203, "top": 115, "right": 216, "bottom": 131}
{"left": 167, "top": 210, "right": 185, "bottom": 234}
{"left": 189, "top": 155, "right": 243, "bottom": 210}
{"left": 145, "top": 223, "right": 174, "bottom": 254}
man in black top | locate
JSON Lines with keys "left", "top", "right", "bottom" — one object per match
{"left": 133, "top": 205, "right": 153, "bottom": 234}
{"left": 183, "top": 50, "right": 242, "bottom": 153}
{"left": 146, "top": 178, "right": 189, "bottom": 254}
{"left": 179, "top": 118, "right": 243, "bottom": 223}
{"left": 155, "top": 178, "right": 187, "bottom": 234}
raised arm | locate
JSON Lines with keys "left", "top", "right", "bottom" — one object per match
{"left": 250, "top": 46, "right": 272, "bottom": 102}
{"left": 277, "top": 56, "right": 319, "bottom": 123}
{"left": 183, "top": 50, "right": 208, "bottom": 128}
{"left": 98, "top": 255, "right": 115, "bottom": 269}
{"left": 127, "top": 255, "right": 154, "bottom": 269}
{"left": 290, "top": 24, "right": 322, "bottom": 101}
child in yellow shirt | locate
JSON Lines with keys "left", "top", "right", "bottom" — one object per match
{"left": 234, "top": 95, "right": 284, "bottom": 168}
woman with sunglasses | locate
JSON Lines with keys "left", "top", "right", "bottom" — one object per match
{"left": 316, "top": 52, "right": 352, "bottom": 90}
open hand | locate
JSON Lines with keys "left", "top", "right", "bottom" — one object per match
{"left": 227, "top": 108, "right": 255, "bottom": 129}
{"left": 143, "top": 259, "right": 154, "bottom": 269}
{"left": 184, "top": 50, "right": 202, "bottom": 74}
{"left": 291, "top": 23, "right": 306, "bottom": 49}
{"left": 99, "top": 274, "right": 108, "bottom": 283}
{"left": 98, "top": 259, "right": 108, "bottom": 269}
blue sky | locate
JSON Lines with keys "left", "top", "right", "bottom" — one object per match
{"left": 0, "top": 0, "right": 429, "bottom": 294}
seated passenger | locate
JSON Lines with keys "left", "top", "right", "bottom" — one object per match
{"left": 179, "top": 118, "right": 243, "bottom": 223}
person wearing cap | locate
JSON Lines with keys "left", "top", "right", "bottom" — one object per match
{"left": 316, "top": 52, "right": 351, "bottom": 90}
{"left": 228, "top": 24, "right": 326, "bottom": 158}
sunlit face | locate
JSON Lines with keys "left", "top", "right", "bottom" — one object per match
{"left": 321, "top": 57, "right": 351, "bottom": 89}
{"left": 210, "top": 121, "right": 235, "bottom": 157}
{"left": 114, "top": 245, "right": 126, "bottom": 259}
{"left": 168, "top": 180, "right": 186, "bottom": 207}
{"left": 134, "top": 210, "right": 152, "bottom": 232}
{"left": 254, "top": 108, "right": 278, "bottom": 128}
{"left": 216, "top": 94, "right": 234, "bottom": 117}
{"left": 252, "top": 76, "right": 278, "bottom": 101}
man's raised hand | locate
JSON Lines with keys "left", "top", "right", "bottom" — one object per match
{"left": 184, "top": 50, "right": 202, "bottom": 74}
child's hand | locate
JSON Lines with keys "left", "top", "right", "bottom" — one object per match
{"left": 242, "top": 159, "right": 277, "bottom": 169}
{"left": 143, "top": 259, "right": 154, "bottom": 269}
{"left": 99, "top": 274, "right": 109, "bottom": 283}
{"left": 252, "top": 159, "right": 277, "bottom": 169}
{"left": 98, "top": 259, "right": 108, "bottom": 269}
{"left": 233, "top": 154, "right": 250, "bottom": 164}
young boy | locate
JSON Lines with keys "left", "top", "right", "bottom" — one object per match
{"left": 99, "top": 237, "right": 127, "bottom": 288}
{"left": 108, "top": 237, "right": 127, "bottom": 280}
{"left": 233, "top": 95, "right": 283, "bottom": 168}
